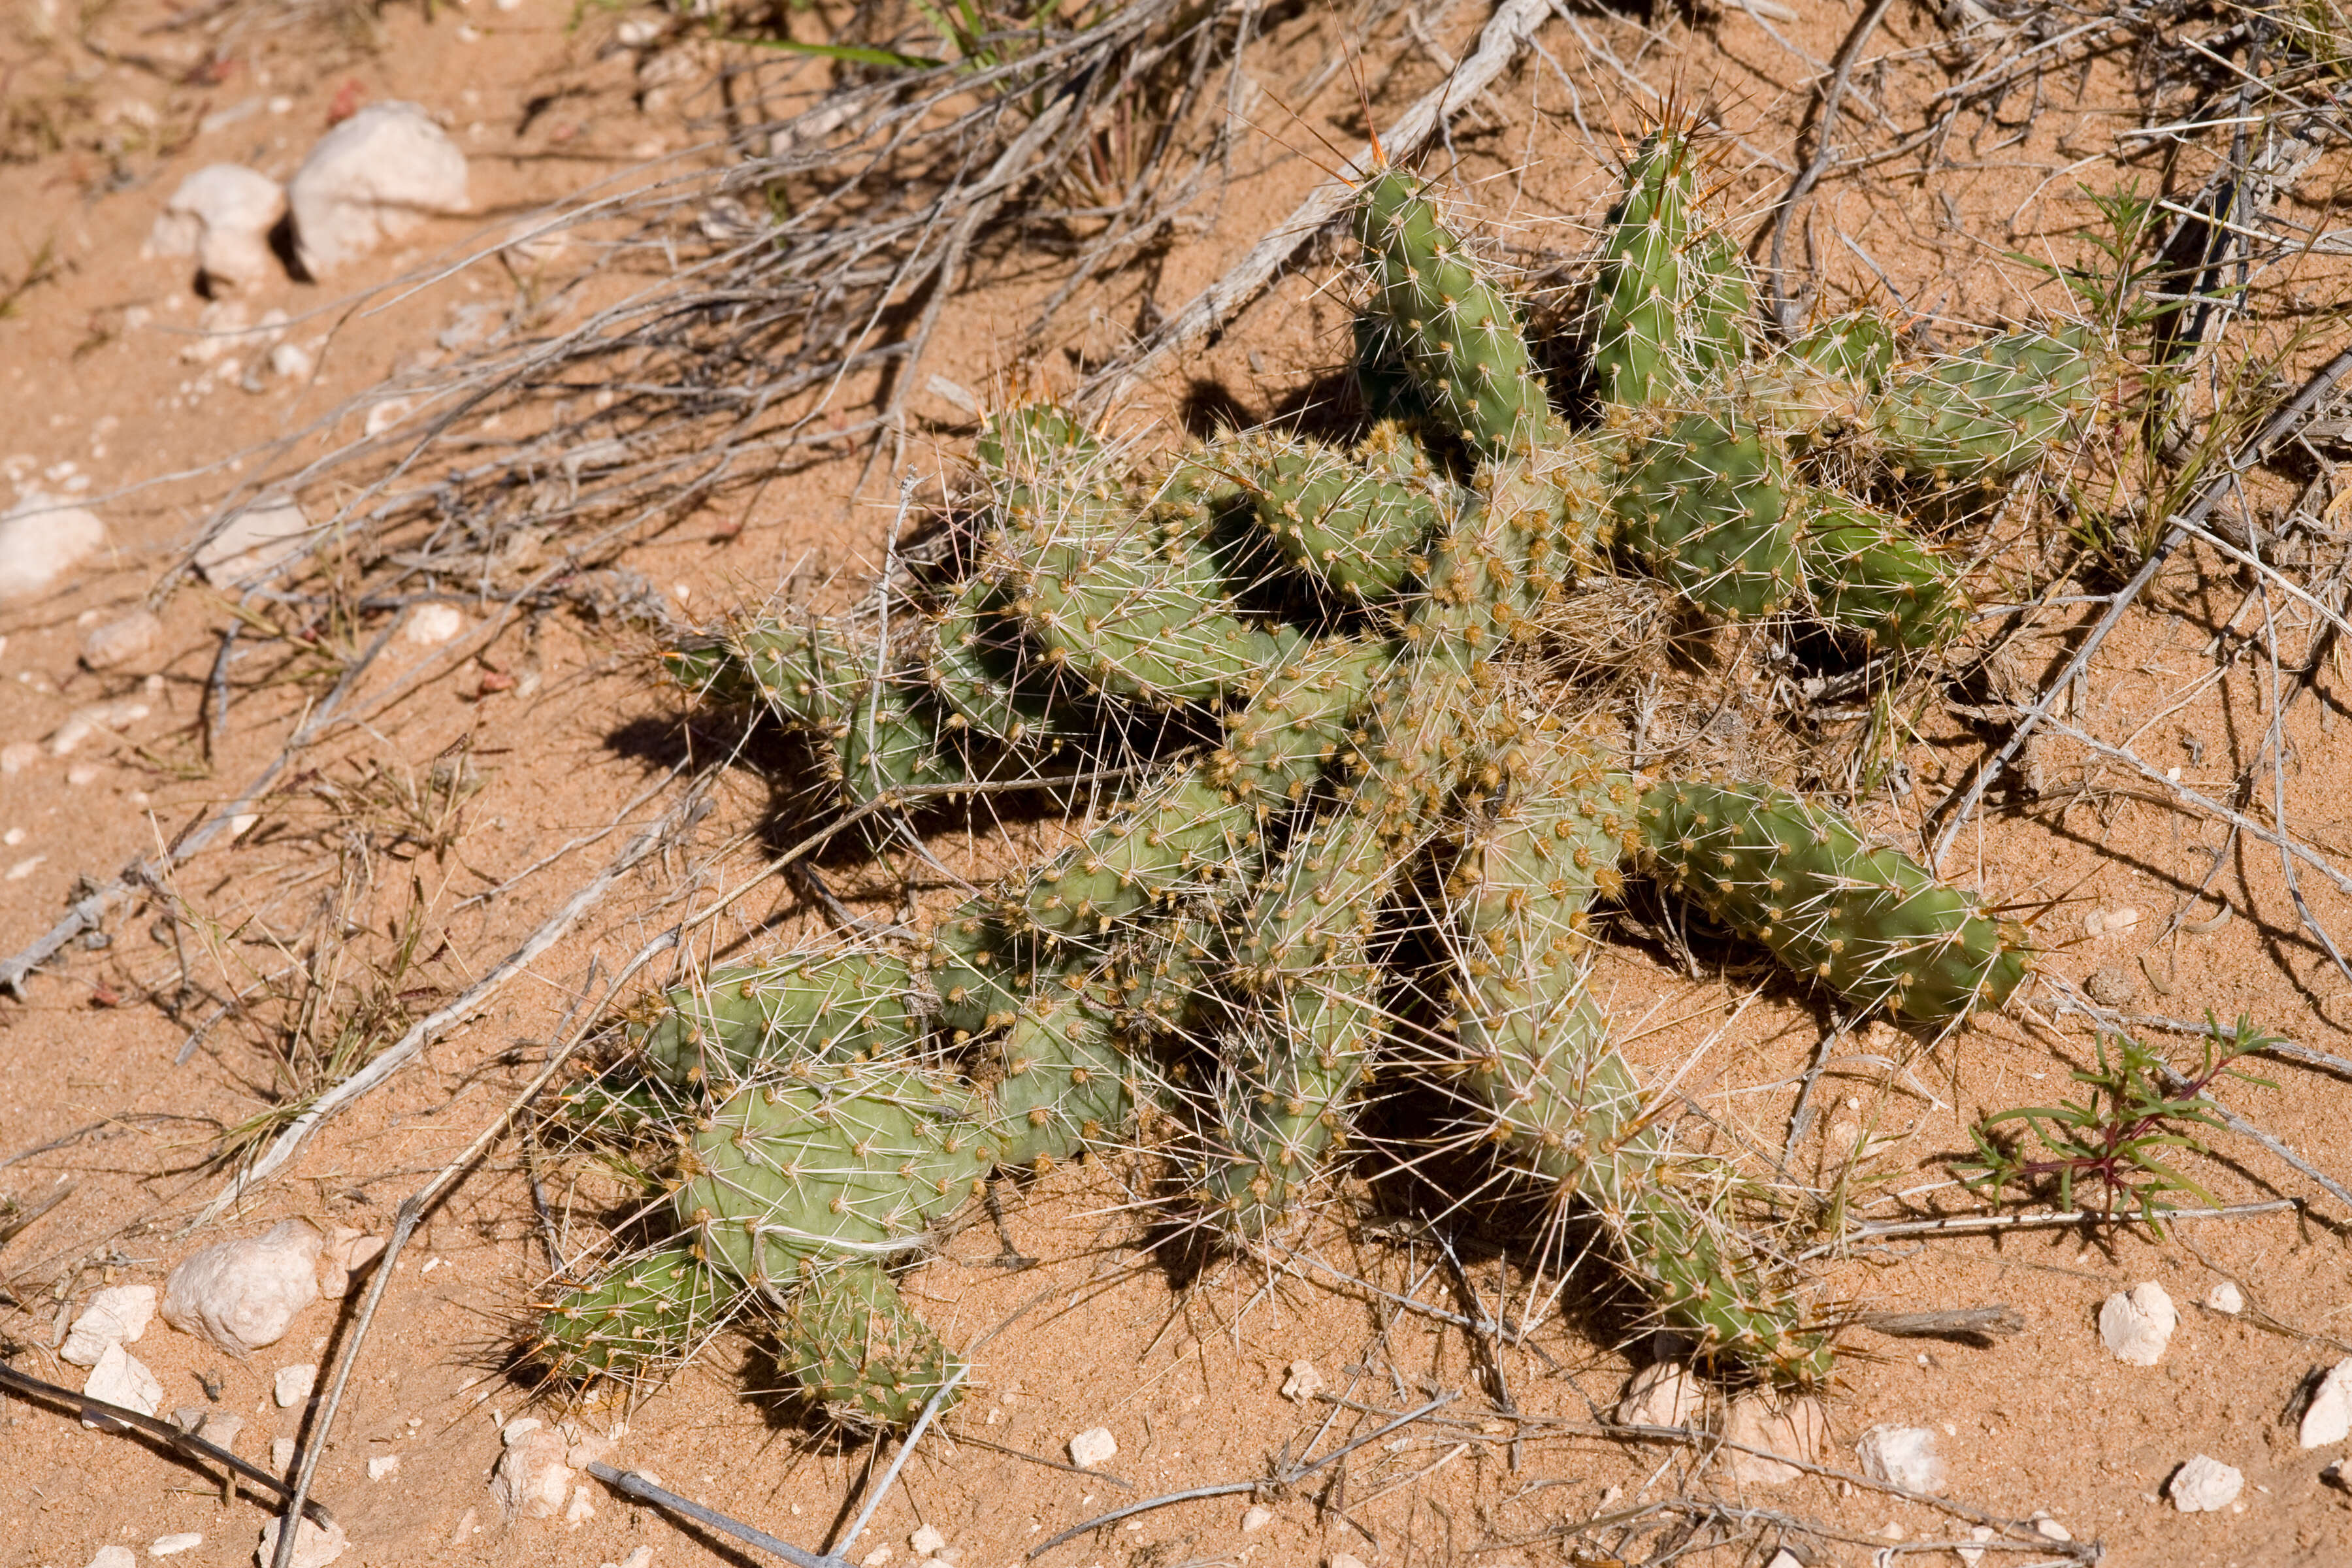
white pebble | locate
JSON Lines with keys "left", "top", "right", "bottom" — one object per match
{"left": 2300, "top": 1358, "right": 2352, "bottom": 1448}
{"left": 274, "top": 1363, "right": 318, "bottom": 1407}
{"left": 269, "top": 340, "right": 316, "bottom": 382}
{"left": 82, "top": 609, "right": 162, "bottom": 672}
{"left": 1240, "top": 1505, "right": 1273, "bottom": 1532}
{"left": 909, "top": 1525, "right": 945, "bottom": 1555}
{"left": 48, "top": 699, "right": 149, "bottom": 755}
{"left": 860, "top": 1549, "right": 890, "bottom": 1568}
{"left": 2099, "top": 1281, "right": 2178, "bottom": 1366}
{"left": 1765, "top": 1553, "right": 1803, "bottom": 1568}
{"left": 1617, "top": 1362, "right": 1703, "bottom": 1429}
{"left": 491, "top": 1418, "right": 574, "bottom": 1521}
{"left": 1280, "top": 1359, "right": 1324, "bottom": 1403}
{"left": 564, "top": 1482, "right": 595, "bottom": 1527}
{"left": 1722, "top": 1393, "right": 1827, "bottom": 1486}
{"left": 145, "top": 165, "right": 285, "bottom": 290}
{"left": 1328, "top": 1554, "right": 1369, "bottom": 1568}
{"left": 83, "top": 1342, "right": 163, "bottom": 1422}
{"left": 150, "top": 1533, "right": 204, "bottom": 1557}
{"left": 273, "top": 1437, "right": 297, "bottom": 1470}
{"left": 1855, "top": 1424, "right": 1947, "bottom": 1494}
{"left": 255, "top": 1514, "right": 347, "bottom": 1568}
{"left": 1957, "top": 1524, "right": 1995, "bottom": 1567}
{"left": 2033, "top": 1513, "right": 2072, "bottom": 1541}
{"left": 611, "top": 1552, "right": 652, "bottom": 1568}
{"left": 60, "top": 1283, "right": 158, "bottom": 1366}
{"left": 2204, "top": 1281, "right": 2245, "bottom": 1315}
{"left": 195, "top": 499, "right": 310, "bottom": 587}
{"left": 404, "top": 602, "right": 465, "bottom": 645}
{"left": 615, "top": 15, "right": 662, "bottom": 44}
{"left": 162, "top": 1218, "right": 323, "bottom": 1355}
{"left": 367, "top": 1452, "right": 400, "bottom": 1481}
{"left": 288, "top": 103, "right": 470, "bottom": 276}
{"left": 2168, "top": 1454, "right": 2244, "bottom": 1512}
{"left": 0, "top": 494, "right": 107, "bottom": 602}
{"left": 86, "top": 1548, "right": 136, "bottom": 1568}
{"left": 1067, "top": 1426, "right": 1118, "bottom": 1470}
{"left": 1, "top": 743, "right": 39, "bottom": 775}
{"left": 173, "top": 1406, "right": 244, "bottom": 1448}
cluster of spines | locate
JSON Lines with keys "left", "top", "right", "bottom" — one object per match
{"left": 1637, "top": 777, "right": 2031, "bottom": 1023}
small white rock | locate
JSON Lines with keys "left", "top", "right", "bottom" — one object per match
{"left": 1280, "top": 1359, "right": 1324, "bottom": 1403}
{"left": 1956, "top": 1523, "right": 1996, "bottom": 1567}
{"left": 0, "top": 494, "right": 108, "bottom": 601}
{"left": 368, "top": 1452, "right": 400, "bottom": 1480}
{"left": 404, "top": 602, "right": 465, "bottom": 645}
{"left": 195, "top": 499, "right": 310, "bottom": 587}
{"left": 1328, "top": 1554, "right": 1369, "bottom": 1568}
{"left": 1240, "top": 1505, "right": 1273, "bottom": 1532}
{"left": 1068, "top": 1426, "right": 1118, "bottom": 1470}
{"left": 146, "top": 165, "right": 285, "bottom": 289}
{"left": 49, "top": 698, "right": 149, "bottom": 755}
{"left": 859, "top": 1549, "right": 891, "bottom": 1568}
{"left": 82, "top": 610, "right": 162, "bottom": 672}
{"left": 1617, "top": 1362, "right": 1703, "bottom": 1429}
{"left": 1764, "top": 1552, "right": 1803, "bottom": 1568}
{"left": 1, "top": 743, "right": 38, "bottom": 774}
{"left": 163, "top": 1219, "right": 323, "bottom": 1355}
{"left": 2168, "top": 1454, "right": 2244, "bottom": 1512}
{"left": 613, "top": 1551, "right": 652, "bottom": 1568}
{"left": 2204, "top": 1280, "right": 2246, "bottom": 1315}
{"left": 255, "top": 1515, "right": 346, "bottom": 1568}
{"left": 269, "top": 340, "right": 316, "bottom": 382}
{"left": 274, "top": 1363, "right": 318, "bottom": 1407}
{"left": 909, "top": 1525, "right": 945, "bottom": 1555}
{"left": 60, "top": 1283, "right": 158, "bottom": 1366}
{"left": 288, "top": 103, "right": 470, "bottom": 276}
{"left": 2033, "top": 1513, "right": 2072, "bottom": 1541}
{"left": 564, "top": 1482, "right": 596, "bottom": 1527}
{"left": 273, "top": 1437, "right": 297, "bottom": 1470}
{"left": 150, "top": 1533, "right": 203, "bottom": 1557}
{"left": 83, "top": 1343, "right": 163, "bottom": 1422}
{"left": 316, "top": 1226, "right": 385, "bottom": 1297}
{"left": 1722, "top": 1393, "right": 1827, "bottom": 1487}
{"left": 1855, "top": 1424, "right": 1947, "bottom": 1494}
{"left": 86, "top": 1548, "right": 136, "bottom": 1568}
{"left": 491, "top": 1418, "right": 574, "bottom": 1520}
{"left": 615, "top": 14, "right": 662, "bottom": 44}
{"left": 2300, "top": 1358, "right": 2352, "bottom": 1448}
{"left": 2099, "top": 1281, "right": 2178, "bottom": 1366}
{"left": 172, "top": 1406, "right": 244, "bottom": 1449}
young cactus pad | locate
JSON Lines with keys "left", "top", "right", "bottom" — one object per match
{"left": 542, "top": 125, "right": 2117, "bottom": 1424}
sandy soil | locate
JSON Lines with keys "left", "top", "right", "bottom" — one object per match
{"left": 4, "top": 1, "right": 2352, "bottom": 1566}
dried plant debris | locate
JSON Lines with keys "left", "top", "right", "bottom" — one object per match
{"left": 510, "top": 128, "right": 2159, "bottom": 1428}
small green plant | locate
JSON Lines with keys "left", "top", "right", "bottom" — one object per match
{"left": 1955, "top": 1014, "right": 2278, "bottom": 1234}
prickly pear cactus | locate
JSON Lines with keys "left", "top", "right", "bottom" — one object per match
{"left": 528, "top": 123, "right": 2113, "bottom": 1427}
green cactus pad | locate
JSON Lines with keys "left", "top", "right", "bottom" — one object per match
{"left": 1611, "top": 407, "right": 1799, "bottom": 619}
{"left": 1000, "top": 770, "right": 1258, "bottom": 946}
{"left": 636, "top": 950, "right": 921, "bottom": 1085}
{"left": 534, "top": 1243, "right": 731, "bottom": 1383}
{"left": 1869, "top": 325, "right": 2106, "bottom": 483}
{"left": 674, "top": 1064, "right": 991, "bottom": 1285}
{"left": 1589, "top": 131, "right": 1752, "bottom": 408}
{"left": 981, "top": 978, "right": 1152, "bottom": 1171}
{"left": 926, "top": 574, "right": 1090, "bottom": 746}
{"left": 1236, "top": 423, "right": 1447, "bottom": 601}
{"left": 778, "top": 1259, "right": 964, "bottom": 1427}
{"left": 1356, "top": 169, "right": 1554, "bottom": 458}
{"left": 1638, "top": 779, "right": 2031, "bottom": 1022}
{"left": 1795, "top": 489, "right": 1967, "bottom": 650}
{"left": 666, "top": 617, "right": 868, "bottom": 731}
